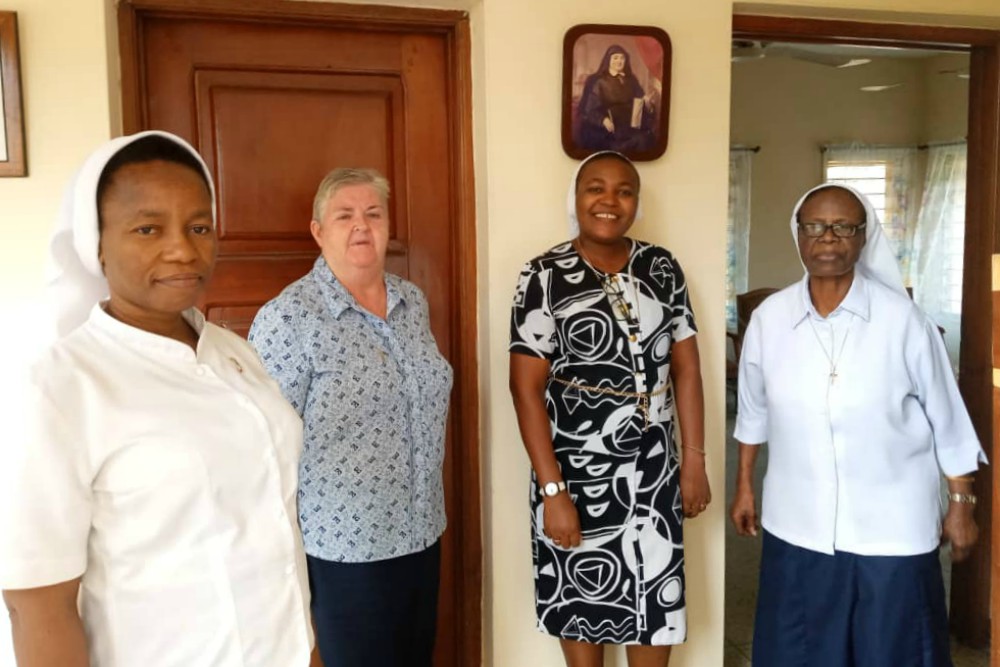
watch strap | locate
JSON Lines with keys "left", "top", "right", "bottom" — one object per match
{"left": 948, "top": 492, "right": 977, "bottom": 504}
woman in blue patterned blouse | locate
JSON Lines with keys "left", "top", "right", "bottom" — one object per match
{"left": 249, "top": 168, "right": 453, "bottom": 667}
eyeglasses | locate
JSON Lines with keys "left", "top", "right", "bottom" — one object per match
{"left": 600, "top": 275, "right": 638, "bottom": 327}
{"left": 798, "top": 222, "right": 867, "bottom": 238}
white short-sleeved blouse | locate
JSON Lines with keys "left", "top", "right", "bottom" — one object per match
{"left": 0, "top": 305, "right": 313, "bottom": 666}
{"left": 735, "top": 273, "right": 987, "bottom": 557}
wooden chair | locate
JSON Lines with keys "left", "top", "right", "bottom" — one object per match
{"left": 726, "top": 288, "right": 780, "bottom": 393}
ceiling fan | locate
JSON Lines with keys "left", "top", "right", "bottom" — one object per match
{"left": 938, "top": 67, "right": 970, "bottom": 80}
{"left": 732, "top": 40, "right": 872, "bottom": 68}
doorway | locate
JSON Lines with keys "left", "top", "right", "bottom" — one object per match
{"left": 725, "top": 13, "right": 999, "bottom": 667}
{"left": 118, "top": 2, "right": 480, "bottom": 666}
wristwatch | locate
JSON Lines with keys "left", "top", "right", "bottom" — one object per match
{"left": 540, "top": 481, "right": 567, "bottom": 497}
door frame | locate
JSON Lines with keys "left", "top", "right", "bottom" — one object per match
{"left": 733, "top": 13, "right": 1000, "bottom": 658}
{"left": 117, "top": 1, "right": 482, "bottom": 665}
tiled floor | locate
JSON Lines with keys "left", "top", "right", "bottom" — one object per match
{"left": 723, "top": 398, "right": 990, "bottom": 667}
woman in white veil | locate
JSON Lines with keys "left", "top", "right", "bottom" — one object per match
{"left": 730, "top": 183, "right": 986, "bottom": 667}
{"left": 0, "top": 131, "right": 314, "bottom": 666}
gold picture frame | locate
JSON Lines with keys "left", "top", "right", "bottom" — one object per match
{"left": 0, "top": 11, "right": 26, "bottom": 177}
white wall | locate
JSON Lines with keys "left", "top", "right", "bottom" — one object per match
{"left": 923, "top": 52, "right": 971, "bottom": 142}
{"left": 0, "top": 1, "right": 998, "bottom": 667}
{"left": 731, "top": 47, "right": 970, "bottom": 291}
{"left": 0, "top": 1, "right": 115, "bottom": 660}
{"left": 731, "top": 56, "right": 927, "bottom": 289}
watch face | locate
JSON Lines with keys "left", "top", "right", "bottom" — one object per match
{"left": 544, "top": 482, "right": 558, "bottom": 496}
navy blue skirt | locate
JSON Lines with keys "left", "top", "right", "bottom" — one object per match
{"left": 753, "top": 531, "right": 952, "bottom": 667}
{"left": 308, "top": 541, "right": 440, "bottom": 667}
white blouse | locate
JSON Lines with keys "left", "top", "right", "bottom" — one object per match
{"left": 735, "top": 273, "right": 987, "bottom": 557}
{"left": 0, "top": 305, "right": 313, "bottom": 666}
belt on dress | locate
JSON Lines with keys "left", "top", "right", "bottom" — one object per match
{"left": 550, "top": 376, "right": 668, "bottom": 431}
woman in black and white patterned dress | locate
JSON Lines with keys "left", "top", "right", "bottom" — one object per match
{"left": 509, "top": 151, "right": 710, "bottom": 667}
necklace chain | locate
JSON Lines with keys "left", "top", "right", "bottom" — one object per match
{"left": 806, "top": 314, "right": 852, "bottom": 384}
{"left": 575, "top": 241, "right": 640, "bottom": 329}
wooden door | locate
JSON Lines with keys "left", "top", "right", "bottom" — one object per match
{"left": 119, "top": 2, "right": 480, "bottom": 666}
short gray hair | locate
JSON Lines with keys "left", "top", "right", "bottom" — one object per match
{"left": 312, "top": 167, "right": 391, "bottom": 221}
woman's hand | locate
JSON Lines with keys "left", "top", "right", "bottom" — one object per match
{"left": 729, "top": 482, "right": 759, "bottom": 537}
{"left": 942, "top": 502, "right": 978, "bottom": 562}
{"left": 680, "top": 456, "right": 711, "bottom": 519}
{"left": 542, "top": 493, "right": 582, "bottom": 548}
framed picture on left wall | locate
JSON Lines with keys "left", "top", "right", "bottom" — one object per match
{"left": 0, "top": 11, "right": 26, "bottom": 177}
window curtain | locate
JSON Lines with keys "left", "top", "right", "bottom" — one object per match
{"left": 823, "top": 143, "right": 921, "bottom": 284}
{"left": 727, "top": 148, "right": 753, "bottom": 332}
{"left": 911, "top": 142, "right": 967, "bottom": 372}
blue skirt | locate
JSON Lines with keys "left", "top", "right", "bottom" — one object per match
{"left": 753, "top": 531, "right": 952, "bottom": 667}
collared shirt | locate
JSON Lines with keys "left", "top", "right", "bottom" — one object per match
{"left": 0, "top": 305, "right": 313, "bottom": 667}
{"left": 735, "top": 272, "right": 987, "bottom": 556}
{"left": 249, "top": 257, "right": 453, "bottom": 563}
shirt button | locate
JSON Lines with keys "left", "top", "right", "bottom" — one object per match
{"left": 285, "top": 563, "right": 295, "bottom": 575}
{"left": 195, "top": 366, "right": 206, "bottom": 376}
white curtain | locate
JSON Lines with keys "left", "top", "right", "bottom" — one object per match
{"left": 911, "top": 143, "right": 967, "bottom": 372}
{"left": 823, "top": 144, "right": 921, "bottom": 284}
{"left": 727, "top": 148, "right": 753, "bottom": 332}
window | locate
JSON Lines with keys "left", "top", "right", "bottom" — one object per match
{"left": 912, "top": 144, "right": 967, "bottom": 318}
{"left": 824, "top": 162, "right": 888, "bottom": 232}
{"left": 934, "top": 154, "right": 966, "bottom": 315}
{"left": 825, "top": 142, "right": 967, "bottom": 372}
{"left": 822, "top": 145, "right": 920, "bottom": 282}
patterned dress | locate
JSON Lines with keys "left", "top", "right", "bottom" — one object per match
{"left": 509, "top": 239, "right": 697, "bottom": 645}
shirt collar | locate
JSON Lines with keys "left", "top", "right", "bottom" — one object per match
{"left": 309, "top": 256, "right": 406, "bottom": 319}
{"left": 791, "top": 271, "right": 871, "bottom": 328}
{"left": 89, "top": 303, "right": 207, "bottom": 362}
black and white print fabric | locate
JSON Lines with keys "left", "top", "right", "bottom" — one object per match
{"left": 509, "top": 239, "right": 696, "bottom": 645}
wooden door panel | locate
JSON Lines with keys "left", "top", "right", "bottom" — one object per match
{"left": 194, "top": 68, "right": 407, "bottom": 250}
{"left": 125, "top": 6, "right": 475, "bottom": 664}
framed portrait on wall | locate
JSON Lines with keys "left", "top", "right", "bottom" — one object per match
{"left": 0, "top": 11, "right": 26, "bottom": 177}
{"left": 562, "top": 24, "right": 671, "bottom": 162}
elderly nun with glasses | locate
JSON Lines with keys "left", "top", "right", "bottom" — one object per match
{"left": 730, "top": 183, "right": 988, "bottom": 667}
{"left": 0, "top": 132, "right": 313, "bottom": 666}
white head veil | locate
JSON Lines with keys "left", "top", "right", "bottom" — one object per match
{"left": 566, "top": 150, "right": 644, "bottom": 237}
{"left": 789, "top": 182, "right": 907, "bottom": 297}
{"left": 46, "top": 130, "right": 216, "bottom": 338}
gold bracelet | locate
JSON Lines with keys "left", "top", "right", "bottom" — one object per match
{"left": 948, "top": 492, "right": 977, "bottom": 505}
{"left": 683, "top": 444, "right": 706, "bottom": 456}
{"left": 945, "top": 475, "right": 975, "bottom": 482}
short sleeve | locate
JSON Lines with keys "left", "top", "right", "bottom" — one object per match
{"left": 666, "top": 254, "right": 697, "bottom": 342}
{"left": 509, "top": 262, "right": 557, "bottom": 359}
{"left": 734, "top": 313, "right": 768, "bottom": 445}
{"left": 0, "top": 376, "right": 92, "bottom": 589}
{"left": 907, "top": 313, "right": 987, "bottom": 474}
{"left": 249, "top": 300, "right": 312, "bottom": 416}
